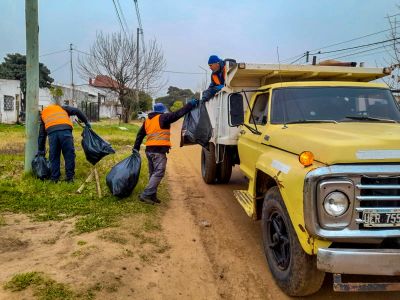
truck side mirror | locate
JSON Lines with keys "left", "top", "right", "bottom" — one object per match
{"left": 228, "top": 93, "right": 244, "bottom": 127}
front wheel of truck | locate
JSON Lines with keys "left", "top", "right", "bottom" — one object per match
{"left": 261, "top": 187, "right": 325, "bottom": 296}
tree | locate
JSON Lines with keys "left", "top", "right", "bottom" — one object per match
{"left": 0, "top": 53, "right": 54, "bottom": 111}
{"left": 49, "top": 86, "right": 63, "bottom": 104}
{"left": 384, "top": 13, "right": 400, "bottom": 89}
{"left": 170, "top": 100, "right": 184, "bottom": 112}
{"left": 156, "top": 86, "right": 195, "bottom": 108}
{"left": 78, "top": 31, "right": 165, "bottom": 123}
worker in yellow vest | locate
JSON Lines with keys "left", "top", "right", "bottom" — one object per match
{"left": 37, "top": 103, "right": 90, "bottom": 183}
{"left": 133, "top": 99, "right": 198, "bottom": 204}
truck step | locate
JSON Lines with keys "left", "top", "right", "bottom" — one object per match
{"left": 233, "top": 190, "right": 255, "bottom": 218}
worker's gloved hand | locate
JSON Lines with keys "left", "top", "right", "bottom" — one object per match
{"left": 189, "top": 98, "right": 199, "bottom": 107}
{"left": 85, "top": 122, "right": 91, "bottom": 129}
{"left": 37, "top": 150, "right": 45, "bottom": 157}
{"left": 216, "top": 84, "right": 224, "bottom": 91}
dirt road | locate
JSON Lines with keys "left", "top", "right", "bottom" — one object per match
{"left": 161, "top": 121, "right": 400, "bottom": 299}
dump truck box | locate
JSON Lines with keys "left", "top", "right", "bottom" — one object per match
{"left": 205, "top": 62, "right": 390, "bottom": 146}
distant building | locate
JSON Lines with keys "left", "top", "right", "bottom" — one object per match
{"left": 0, "top": 79, "right": 21, "bottom": 124}
{"left": 0, "top": 77, "right": 121, "bottom": 124}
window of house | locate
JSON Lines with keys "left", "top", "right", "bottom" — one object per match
{"left": 249, "top": 93, "right": 269, "bottom": 125}
{"left": 4, "top": 95, "right": 14, "bottom": 111}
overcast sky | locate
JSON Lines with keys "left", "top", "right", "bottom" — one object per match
{"left": 0, "top": 0, "right": 399, "bottom": 97}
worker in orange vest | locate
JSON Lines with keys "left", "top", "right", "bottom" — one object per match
{"left": 133, "top": 99, "right": 198, "bottom": 205}
{"left": 37, "top": 103, "right": 90, "bottom": 183}
{"left": 201, "top": 55, "right": 226, "bottom": 102}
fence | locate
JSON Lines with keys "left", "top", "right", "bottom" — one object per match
{"left": 80, "top": 102, "right": 99, "bottom": 122}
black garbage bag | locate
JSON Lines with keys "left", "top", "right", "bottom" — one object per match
{"left": 81, "top": 127, "right": 115, "bottom": 165}
{"left": 31, "top": 155, "right": 51, "bottom": 180}
{"left": 106, "top": 151, "right": 141, "bottom": 198}
{"left": 180, "top": 102, "right": 212, "bottom": 147}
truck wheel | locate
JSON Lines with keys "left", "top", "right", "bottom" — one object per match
{"left": 261, "top": 187, "right": 325, "bottom": 296}
{"left": 201, "top": 143, "right": 217, "bottom": 184}
{"left": 217, "top": 147, "right": 232, "bottom": 184}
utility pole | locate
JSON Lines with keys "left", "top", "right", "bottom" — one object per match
{"left": 70, "top": 43, "right": 74, "bottom": 105}
{"left": 24, "top": 0, "right": 39, "bottom": 173}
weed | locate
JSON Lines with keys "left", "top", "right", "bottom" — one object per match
{"left": 77, "top": 240, "right": 87, "bottom": 246}
{"left": 0, "top": 122, "right": 160, "bottom": 233}
{"left": 99, "top": 230, "right": 128, "bottom": 244}
{"left": 4, "top": 272, "right": 42, "bottom": 291}
{"left": 0, "top": 215, "right": 5, "bottom": 226}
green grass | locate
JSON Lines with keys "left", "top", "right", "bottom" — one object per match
{"left": 0, "top": 121, "right": 160, "bottom": 233}
{"left": 4, "top": 272, "right": 75, "bottom": 299}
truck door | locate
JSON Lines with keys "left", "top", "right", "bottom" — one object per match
{"left": 238, "top": 92, "right": 270, "bottom": 178}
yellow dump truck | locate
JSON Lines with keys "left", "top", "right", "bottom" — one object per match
{"left": 202, "top": 61, "right": 400, "bottom": 296}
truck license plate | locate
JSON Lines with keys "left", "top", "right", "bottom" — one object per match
{"left": 362, "top": 210, "right": 400, "bottom": 227}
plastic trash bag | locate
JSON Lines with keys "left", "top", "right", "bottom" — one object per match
{"left": 31, "top": 155, "right": 51, "bottom": 180}
{"left": 106, "top": 151, "right": 141, "bottom": 198}
{"left": 180, "top": 102, "right": 212, "bottom": 148}
{"left": 81, "top": 127, "right": 115, "bottom": 165}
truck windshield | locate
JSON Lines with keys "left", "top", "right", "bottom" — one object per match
{"left": 271, "top": 87, "right": 400, "bottom": 124}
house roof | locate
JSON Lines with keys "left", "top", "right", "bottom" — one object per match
{"left": 90, "top": 75, "right": 119, "bottom": 89}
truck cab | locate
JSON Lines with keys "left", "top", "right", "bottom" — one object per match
{"left": 202, "top": 62, "right": 400, "bottom": 296}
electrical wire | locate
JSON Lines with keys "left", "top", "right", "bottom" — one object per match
{"left": 281, "top": 25, "right": 400, "bottom": 63}
{"left": 133, "top": 0, "right": 145, "bottom": 52}
{"left": 112, "top": 0, "right": 128, "bottom": 39}
{"left": 310, "top": 37, "right": 400, "bottom": 55}
{"left": 329, "top": 45, "right": 388, "bottom": 60}
{"left": 115, "top": 0, "right": 130, "bottom": 32}
{"left": 51, "top": 61, "right": 70, "bottom": 73}
{"left": 40, "top": 49, "right": 69, "bottom": 57}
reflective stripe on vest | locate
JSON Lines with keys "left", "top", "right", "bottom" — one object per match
{"left": 212, "top": 65, "right": 226, "bottom": 85}
{"left": 144, "top": 115, "right": 171, "bottom": 147}
{"left": 41, "top": 104, "right": 73, "bottom": 130}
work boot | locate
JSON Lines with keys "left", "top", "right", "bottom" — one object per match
{"left": 64, "top": 178, "right": 74, "bottom": 183}
{"left": 151, "top": 194, "right": 161, "bottom": 203}
{"left": 139, "top": 195, "right": 156, "bottom": 205}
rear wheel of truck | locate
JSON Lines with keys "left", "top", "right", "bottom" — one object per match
{"left": 216, "top": 146, "right": 232, "bottom": 184}
{"left": 261, "top": 187, "right": 325, "bottom": 296}
{"left": 201, "top": 143, "right": 217, "bottom": 184}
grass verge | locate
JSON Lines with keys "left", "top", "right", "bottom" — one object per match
{"left": 0, "top": 122, "right": 164, "bottom": 233}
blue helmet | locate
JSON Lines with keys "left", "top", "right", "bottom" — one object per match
{"left": 208, "top": 55, "right": 221, "bottom": 64}
{"left": 153, "top": 103, "right": 167, "bottom": 113}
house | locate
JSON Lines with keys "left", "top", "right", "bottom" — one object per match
{"left": 0, "top": 79, "right": 21, "bottom": 124}
{"left": 0, "top": 77, "right": 121, "bottom": 124}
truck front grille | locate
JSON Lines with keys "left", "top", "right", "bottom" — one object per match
{"left": 356, "top": 176, "right": 400, "bottom": 229}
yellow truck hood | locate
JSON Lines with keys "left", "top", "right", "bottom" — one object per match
{"left": 268, "top": 123, "right": 400, "bottom": 164}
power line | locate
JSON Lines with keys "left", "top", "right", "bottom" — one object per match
{"left": 133, "top": 0, "right": 145, "bottom": 51}
{"left": 329, "top": 45, "right": 389, "bottom": 60}
{"left": 51, "top": 61, "right": 70, "bottom": 73}
{"left": 40, "top": 49, "right": 69, "bottom": 57}
{"left": 281, "top": 25, "right": 400, "bottom": 63}
{"left": 310, "top": 37, "right": 400, "bottom": 55}
{"left": 111, "top": 0, "right": 128, "bottom": 38}
{"left": 115, "top": 0, "right": 130, "bottom": 32}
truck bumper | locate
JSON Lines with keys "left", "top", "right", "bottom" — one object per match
{"left": 317, "top": 248, "right": 400, "bottom": 276}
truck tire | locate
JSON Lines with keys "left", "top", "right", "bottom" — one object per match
{"left": 216, "top": 146, "right": 232, "bottom": 184}
{"left": 261, "top": 187, "right": 325, "bottom": 296}
{"left": 201, "top": 143, "right": 217, "bottom": 184}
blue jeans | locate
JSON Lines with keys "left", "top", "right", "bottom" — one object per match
{"left": 141, "top": 152, "right": 167, "bottom": 198}
{"left": 48, "top": 129, "right": 75, "bottom": 181}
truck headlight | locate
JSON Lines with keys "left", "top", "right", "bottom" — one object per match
{"left": 323, "top": 191, "right": 349, "bottom": 217}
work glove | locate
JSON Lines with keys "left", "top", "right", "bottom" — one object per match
{"left": 85, "top": 122, "right": 91, "bottom": 129}
{"left": 216, "top": 84, "right": 224, "bottom": 91}
{"left": 37, "top": 150, "right": 45, "bottom": 157}
{"left": 189, "top": 98, "right": 199, "bottom": 107}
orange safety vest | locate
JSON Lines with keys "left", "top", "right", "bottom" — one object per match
{"left": 41, "top": 104, "right": 73, "bottom": 130}
{"left": 211, "top": 65, "right": 226, "bottom": 85}
{"left": 144, "top": 115, "right": 171, "bottom": 147}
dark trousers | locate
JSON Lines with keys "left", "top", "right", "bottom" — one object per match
{"left": 48, "top": 129, "right": 75, "bottom": 181}
{"left": 141, "top": 152, "right": 167, "bottom": 198}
